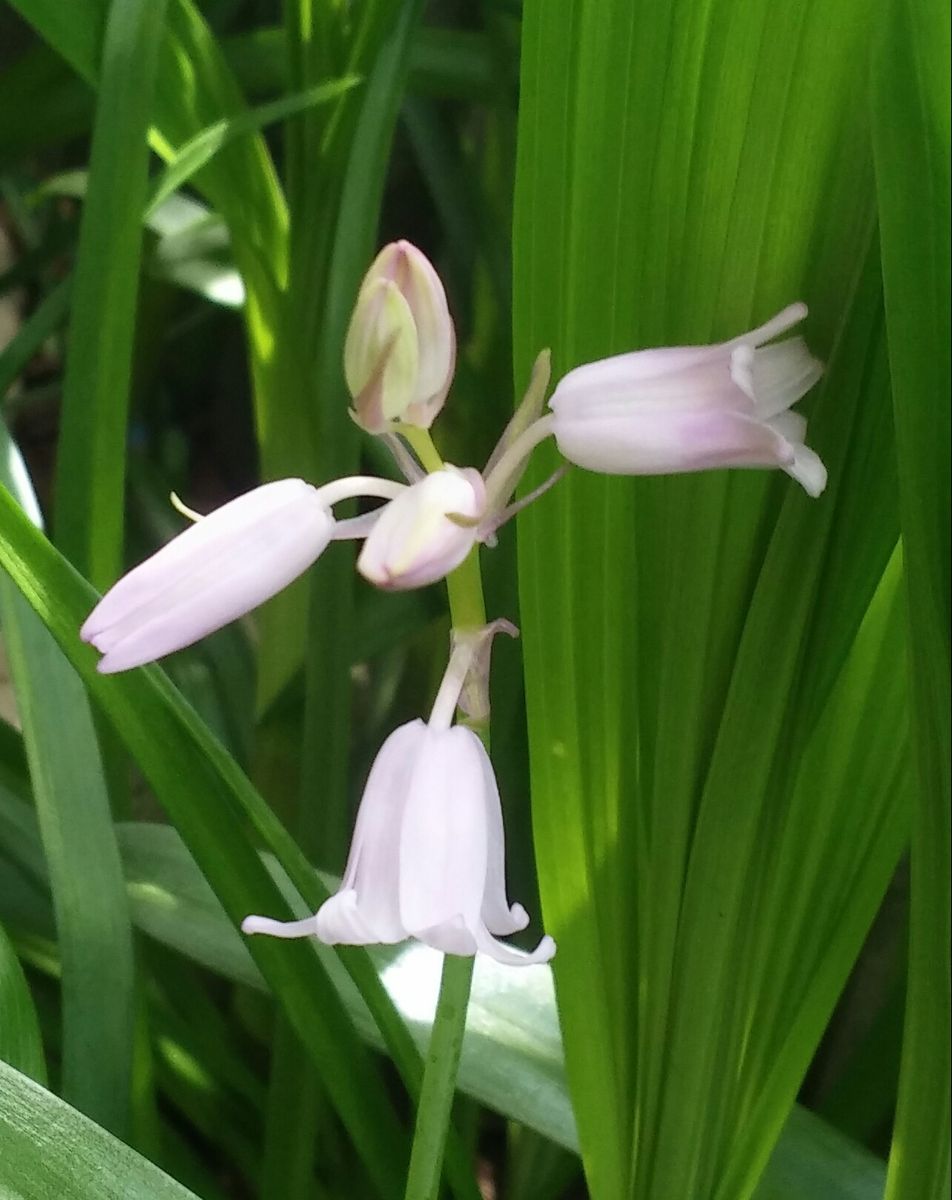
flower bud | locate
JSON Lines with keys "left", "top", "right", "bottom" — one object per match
{"left": 357, "top": 467, "right": 484, "bottom": 590}
{"left": 344, "top": 240, "right": 456, "bottom": 433}
{"left": 81, "top": 480, "right": 335, "bottom": 673}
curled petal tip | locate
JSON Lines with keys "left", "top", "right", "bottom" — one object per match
{"left": 537, "top": 935, "right": 557, "bottom": 961}
{"left": 240, "top": 914, "right": 319, "bottom": 939}
{"left": 509, "top": 903, "right": 530, "bottom": 931}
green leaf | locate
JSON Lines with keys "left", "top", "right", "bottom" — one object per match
{"left": 0, "top": 1060, "right": 200, "bottom": 1200}
{"left": 756, "top": 1107, "right": 889, "bottom": 1200}
{"left": 0, "top": 43, "right": 93, "bottom": 170}
{"left": 145, "top": 75, "right": 361, "bottom": 219}
{"left": 8, "top": 0, "right": 313, "bottom": 504}
{"left": 0, "top": 921, "right": 46, "bottom": 1084}
{"left": 0, "top": 279, "right": 71, "bottom": 401}
{"left": 512, "top": 3, "right": 903, "bottom": 1198}
{"left": 51, "top": 0, "right": 169, "bottom": 589}
{"left": 0, "top": 426, "right": 136, "bottom": 1137}
{"left": 872, "top": 0, "right": 952, "bottom": 1195}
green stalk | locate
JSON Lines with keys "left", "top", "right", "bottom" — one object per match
{"left": 403, "top": 430, "right": 487, "bottom": 1200}
{"left": 404, "top": 954, "right": 478, "bottom": 1200}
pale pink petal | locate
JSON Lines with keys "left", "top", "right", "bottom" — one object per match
{"left": 782, "top": 443, "right": 828, "bottom": 497}
{"left": 339, "top": 720, "right": 424, "bottom": 942}
{"left": 474, "top": 927, "right": 557, "bottom": 966}
{"left": 315, "top": 889, "right": 399, "bottom": 945}
{"left": 553, "top": 408, "right": 793, "bottom": 476}
{"left": 743, "top": 338, "right": 824, "bottom": 420}
{"left": 83, "top": 480, "right": 334, "bottom": 672}
{"left": 551, "top": 352, "right": 746, "bottom": 415}
{"left": 399, "top": 726, "right": 488, "bottom": 936}
{"left": 241, "top": 915, "right": 319, "bottom": 939}
{"left": 473, "top": 737, "right": 529, "bottom": 935}
{"left": 396, "top": 241, "right": 456, "bottom": 422}
{"left": 357, "top": 468, "right": 483, "bottom": 590}
{"left": 416, "top": 914, "right": 479, "bottom": 957}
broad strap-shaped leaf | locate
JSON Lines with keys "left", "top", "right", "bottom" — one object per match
{"left": 513, "top": 2, "right": 902, "bottom": 1197}
{"left": 0, "top": 1060, "right": 200, "bottom": 1200}
{"left": 873, "top": 0, "right": 952, "bottom": 1195}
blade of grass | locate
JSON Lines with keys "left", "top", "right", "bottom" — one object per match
{"left": 145, "top": 74, "right": 360, "bottom": 218}
{"left": 0, "top": 920, "right": 46, "bottom": 1083}
{"left": 52, "top": 0, "right": 168, "bottom": 590}
{"left": 715, "top": 545, "right": 910, "bottom": 1199}
{"left": 0, "top": 425, "right": 136, "bottom": 1138}
{"left": 0, "top": 278, "right": 71, "bottom": 400}
{"left": 512, "top": 4, "right": 896, "bottom": 1198}
{"left": 645, "top": 255, "right": 894, "bottom": 1200}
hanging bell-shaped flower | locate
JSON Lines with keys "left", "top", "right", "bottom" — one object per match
{"left": 547, "top": 303, "right": 827, "bottom": 496}
{"left": 243, "top": 629, "right": 555, "bottom": 966}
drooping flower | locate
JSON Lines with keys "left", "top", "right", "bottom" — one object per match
{"left": 546, "top": 303, "right": 827, "bottom": 496}
{"left": 344, "top": 240, "right": 456, "bottom": 434}
{"left": 355, "top": 354, "right": 566, "bottom": 591}
{"left": 243, "top": 628, "right": 555, "bottom": 966}
{"left": 81, "top": 476, "right": 404, "bottom": 673}
{"left": 356, "top": 466, "right": 485, "bottom": 590}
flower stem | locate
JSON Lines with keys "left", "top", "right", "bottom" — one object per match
{"left": 403, "top": 429, "right": 486, "bottom": 1200}
{"left": 403, "top": 952, "right": 476, "bottom": 1200}
{"left": 400, "top": 424, "right": 447, "bottom": 475}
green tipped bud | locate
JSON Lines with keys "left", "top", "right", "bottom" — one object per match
{"left": 344, "top": 240, "right": 456, "bottom": 434}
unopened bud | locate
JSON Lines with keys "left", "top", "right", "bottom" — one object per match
{"left": 356, "top": 467, "right": 483, "bottom": 590}
{"left": 344, "top": 240, "right": 456, "bottom": 434}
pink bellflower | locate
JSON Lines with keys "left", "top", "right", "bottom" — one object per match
{"left": 243, "top": 628, "right": 555, "bottom": 967}
{"left": 546, "top": 303, "right": 827, "bottom": 495}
